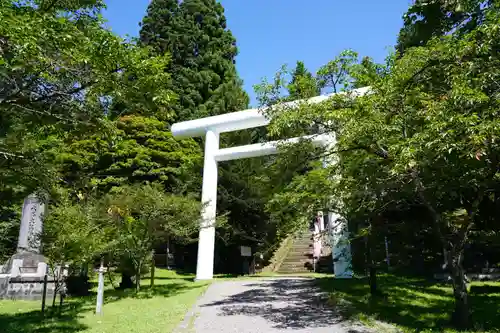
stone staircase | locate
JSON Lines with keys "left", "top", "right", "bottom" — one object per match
{"left": 275, "top": 231, "right": 334, "bottom": 274}
{"left": 277, "top": 233, "right": 314, "bottom": 274}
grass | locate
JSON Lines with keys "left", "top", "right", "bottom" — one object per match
{"left": 0, "top": 269, "right": 209, "bottom": 333}
{"left": 316, "top": 274, "right": 500, "bottom": 333}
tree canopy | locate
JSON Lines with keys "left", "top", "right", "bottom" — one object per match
{"left": 397, "top": 0, "right": 498, "bottom": 54}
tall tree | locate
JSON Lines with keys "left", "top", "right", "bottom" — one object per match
{"left": 140, "top": 0, "right": 256, "bottom": 275}
{"left": 139, "top": 0, "right": 249, "bottom": 121}
{"left": 288, "top": 61, "right": 320, "bottom": 100}
{"left": 397, "top": 0, "right": 496, "bottom": 55}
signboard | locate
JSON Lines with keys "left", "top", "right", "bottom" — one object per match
{"left": 240, "top": 246, "right": 252, "bottom": 257}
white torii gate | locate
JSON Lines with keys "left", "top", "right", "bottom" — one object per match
{"left": 171, "top": 87, "right": 369, "bottom": 280}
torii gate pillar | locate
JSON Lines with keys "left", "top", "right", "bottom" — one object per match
{"left": 196, "top": 129, "right": 219, "bottom": 280}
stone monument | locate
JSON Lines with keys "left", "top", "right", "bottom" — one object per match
{"left": 0, "top": 193, "right": 56, "bottom": 300}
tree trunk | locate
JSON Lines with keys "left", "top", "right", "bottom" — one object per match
{"left": 119, "top": 272, "right": 134, "bottom": 289}
{"left": 135, "top": 273, "right": 141, "bottom": 292}
{"left": 365, "top": 230, "right": 377, "bottom": 295}
{"left": 52, "top": 266, "right": 59, "bottom": 308}
{"left": 369, "top": 267, "right": 377, "bottom": 295}
{"left": 448, "top": 248, "right": 470, "bottom": 329}
{"left": 107, "top": 268, "right": 117, "bottom": 290}
{"left": 135, "top": 261, "right": 142, "bottom": 293}
{"left": 52, "top": 286, "right": 57, "bottom": 308}
{"left": 150, "top": 253, "right": 155, "bottom": 288}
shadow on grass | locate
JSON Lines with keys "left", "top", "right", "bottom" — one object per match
{"left": 103, "top": 281, "right": 207, "bottom": 302}
{"left": 0, "top": 300, "right": 90, "bottom": 333}
{"left": 0, "top": 275, "right": 207, "bottom": 333}
{"left": 146, "top": 276, "right": 194, "bottom": 282}
{"left": 315, "top": 275, "right": 500, "bottom": 332}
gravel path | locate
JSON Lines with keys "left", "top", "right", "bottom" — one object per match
{"left": 175, "top": 277, "right": 372, "bottom": 333}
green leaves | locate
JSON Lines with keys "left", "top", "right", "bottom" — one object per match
{"left": 317, "top": 50, "right": 359, "bottom": 93}
{"left": 288, "top": 61, "right": 321, "bottom": 100}
{"left": 0, "top": 0, "right": 176, "bottom": 193}
{"left": 42, "top": 192, "right": 112, "bottom": 267}
{"left": 396, "top": 0, "right": 497, "bottom": 55}
{"left": 40, "top": 182, "right": 201, "bottom": 287}
{"left": 103, "top": 183, "right": 201, "bottom": 275}
{"left": 58, "top": 115, "right": 202, "bottom": 194}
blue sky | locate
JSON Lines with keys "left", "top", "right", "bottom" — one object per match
{"left": 103, "top": 0, "right": 411, "bottom": 106}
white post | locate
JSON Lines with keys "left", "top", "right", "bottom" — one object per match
{"left": 196, "top": 129, "right": 219, "bottom": 280}
{"left": 95, "top": 258, "right": 105, "bottom": 315}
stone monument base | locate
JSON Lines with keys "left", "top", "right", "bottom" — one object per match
{"left": 0, "top": 276, "right": 57, "bottom": 301}
{"left": 0, "top": 251, "right": 57, "bottom": 301}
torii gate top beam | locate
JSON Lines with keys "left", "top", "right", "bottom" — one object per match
{"left": 171, "top": 86, "right": 370, "bottom": 139}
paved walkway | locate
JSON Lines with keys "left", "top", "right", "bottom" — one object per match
{"left": 175, "top": 278, "right": 372, "bottom": 333}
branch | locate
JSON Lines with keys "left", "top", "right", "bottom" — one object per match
{"left": 315, "top": 143, "right": 389, "bottom": 161}
{"left": 411, "top": 169, "right": 449, "bottom": 249}
{"left": 403, "top": 59, "right": 440, "bottom": 92}
{"left": 7, "top": 102, "right": 76, "bottom": 123}
{"left": 41, "top": 0, "right": 60, "bottom": 12}
{"left": 5, "top": 101, "right": 97, "bottom": 127}
{"left": 0, "top": 150, "right": 24, "bottom": 159}
{"left": 6, "top": 66, "right": 124, "bottom": 105}
{"left": 455, "top": 164, "right": 500, "bottom": 252}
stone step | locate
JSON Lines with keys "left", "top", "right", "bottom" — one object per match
{"left": 280, "top": 262, "right": 312, "bottom": 268}
{"left": 275, "top": 232, "right": 317, "bottom": 273}
{"left": 292, "top": 240, "right": 312, "bottom": 247}
{"left": 283, "top": 256, "right": 312, "bottom": 261}
{"left": 281, "top": 258, "right": 312, "bottom": 264}
{"left": 280, "top": 266, "right": 311, "bottom": 271}
{"left": 281, "top": 261, "right": 311, "bottom": 267}
{"left": 287, "top": 250, "right": 312, "bottom": 255}
{"left": 278, "top": 268, "right": 312, "bottom": 273}
{"left": 293, "top": 236, "right": 311, "bottom": 240}
{"left": 289, "top": 250, "right": 311, "bottom": 255}
{"left": 283, "top": 254, "right": 311, "bottom": 259}
{"left": 278, "top": 266, "right": 312, "bottom": 272}
{"left": 282, "top": 255, "right": 309, "bottom": 261}
{"left": 289, "top": 246, "right": 312, "bottom": 251}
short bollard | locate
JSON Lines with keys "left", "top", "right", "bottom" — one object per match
{"left": 95, "top": 259, "right": 106, "bottom": 315}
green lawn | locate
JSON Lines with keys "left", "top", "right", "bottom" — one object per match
{"left": 316, "top": 274, "right": 500, "bottom": 333}
{"left": 0, "top": 269, "right": 209, "bottom": 333}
